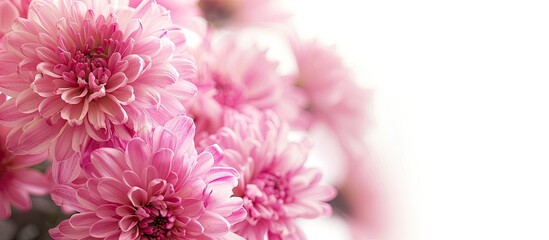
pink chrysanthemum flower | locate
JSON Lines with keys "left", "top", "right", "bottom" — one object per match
{"left": 0, "top": 0, "right": 197, "bottom": 161}
{"left": 291, "top": 39, "right": 372, "bottom": 152}
{"left": 200, "top": 110, "right": 336, "bottom": 239}
{"left": 0, "top": 93, "right": 50, "bottom": 219}
{"left": 49, "top": 115, "right": 246, "bottom": 239}
{"left": 188, "top": 33, "right": 301, "bottom": 140}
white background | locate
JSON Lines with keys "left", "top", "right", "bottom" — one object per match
{"left": 291, "top": 0, "right": 549, "bottom": 239}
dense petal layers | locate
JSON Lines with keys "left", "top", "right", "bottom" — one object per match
{"left": 50, "top": 116, "right": 245, "bottom": 239}
{"left": 0, "top": 0, "right": 197, "bottom": 161}
{"left": 201, "top": 110, "right": 336, "bottom": 240}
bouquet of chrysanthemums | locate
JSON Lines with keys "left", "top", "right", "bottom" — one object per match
{"left": 0, "top": 0, "right": 373, "bottom": 239}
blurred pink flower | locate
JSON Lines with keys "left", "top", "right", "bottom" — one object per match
{"left": 201, "top": 110, "right": 336, "bottom": 239}
{"left": 128, "top": 0, "right": 206, "bottom": 36}
{"left": 197, "top": 0, "right": 291, "bottom": 28}
{"left": 0, "top": 0, "right": 197, "bottom": 161}
{"left": 0, "top": 0, "right": 31, "bottom": 39}
{"left": 49, "top": 116, "right": 246, "bottom": 239}
{"left": 291, "top": 38, "right": 372, "bottom": 157}
{"left": 0, "top": 101, "right": 49, "bottom": 219}
{"left": 188, "top": 33, "right": 302, "bottom": 140}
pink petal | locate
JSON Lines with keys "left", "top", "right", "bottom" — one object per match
{"left": 51, "top": 156, "right": 82, "bottom": 184}
{"left": 69, "top": 212, "right": 99, "bottom": 229}
{"left": 0, "top": 73, "right": 27, "bottom": 96}
{"left": 123, "top": 54, "right": 145, "bottom": 82}
{"left": 0, "top": 193, "right": 11, "bottom": 219}
{"left": 13, "top": 170, "right": 50, "bottom": 195}
{"left": 7, "top": 118, "right": 64, "bottom": 155}
{"left": 122, "top": 170, "right": 142, "bottom": 188}
{"left": 60, "top": 101, "right": 89, "bottom": 125}
{"left": 0, "top": 1, "right": 19, "bottom": 33}
{"left": 125, "top": 138, "right": 151, "bottom": 175}
{"left": 119, "top": 215, "right": 138, "bottom": 232}
{"left": 90, "top": 148, "right": 126, "bottom": 178}
{"left": 110, "top": 85, "right": 135, "bottom": 104}
{"left": 89, "top": 218, "right": 120, "bottom": 238}
{"left": 95, "top": 204, "right": 118, "bottom": 218}
{"left": 127, "top": 187, "right": 148, "bottom": 207}
{"left": 38, "top": 97, "right": 65, "bottom": 118}
{"left": 97, "top": 178, "right": 130, "bottom": 205}
{"left": 15, "top": 88, "right": 42, "bottom": 113}
{"left": 60, "top": 87, "right": 87, "bottom": 104}
{"left": 151, "top": 148, "right": 174, "bottom": 178}
{"left": 105, "top": 72, "right": 128, "bottom": 92}
{"left": 199, "top": 211, "right": 230, "bottom": 236}
{"left": 7, "top": 185, "right": 31, "bottom": 210}
{"left": 51, "top": 126, "right": 79, "bottom": 162}
{"left": 98, "top": 95, "right": 128, "bottom": 124}
{"left": 185, "top": 219, "right": 205, "bottom": 236}
{"left": 180, "top": 199, "right": 205, "bottom": 218}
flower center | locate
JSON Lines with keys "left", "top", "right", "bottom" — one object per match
{"left": 255, "top": 172, "right": 288, "bottom": 200}
{"left": 212, "top": 73, "right": 243, "bottom": 108}
{"left": 137, "top": 205, "right": 176, "bottom": 239}
{"left": 244, "top": 172, "right": 290, "bottom": 224}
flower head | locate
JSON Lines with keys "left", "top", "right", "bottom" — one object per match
{"left": 50, "top": 115, "right": 246, "bottom": 239}
{"left": 188, "top": 33, "right": 301, "bottom": 140}
{"left": 201, "top": 110, "right": 336, "bottom": 239}
{"left": 0, "top": 0, "right": 197, "bottom": 161}
{"left": 291, "top": 39, "right": 372, "bottom": 148}
{"left": 0, "top": 95, "right": 50, "bottom": 218}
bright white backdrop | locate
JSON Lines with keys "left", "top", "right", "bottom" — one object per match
{"left": 291, "top": 0, "right": 549, "bottom": 239}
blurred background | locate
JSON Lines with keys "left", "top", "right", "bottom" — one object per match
{"left": 291, "top": 0, "right": 549, "bottom": 239}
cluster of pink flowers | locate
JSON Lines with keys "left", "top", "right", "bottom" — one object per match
{"left": 0, "top": 0, "right": 370, "bottom": 239}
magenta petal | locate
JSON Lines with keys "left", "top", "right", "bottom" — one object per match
{"left": 89, "top": 218, "right": 120, "bottom": 238}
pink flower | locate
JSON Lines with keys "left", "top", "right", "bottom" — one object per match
{"left": 291, "top": 39, "right": 372, "bottom": 154}
{"left": 0, "top": 102, "right": 50, "bottom": 219}
{"left": 0, "top": 0, "right": 197, "bottom": 161}
{"left": 188, "top": 33, "right": 302, "bottom": 140}
{"left": 200, "top": 110, "right": 336, "bottom": 239}
{"left": 49, "top": 116, "right": 246, "bottom": 239}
